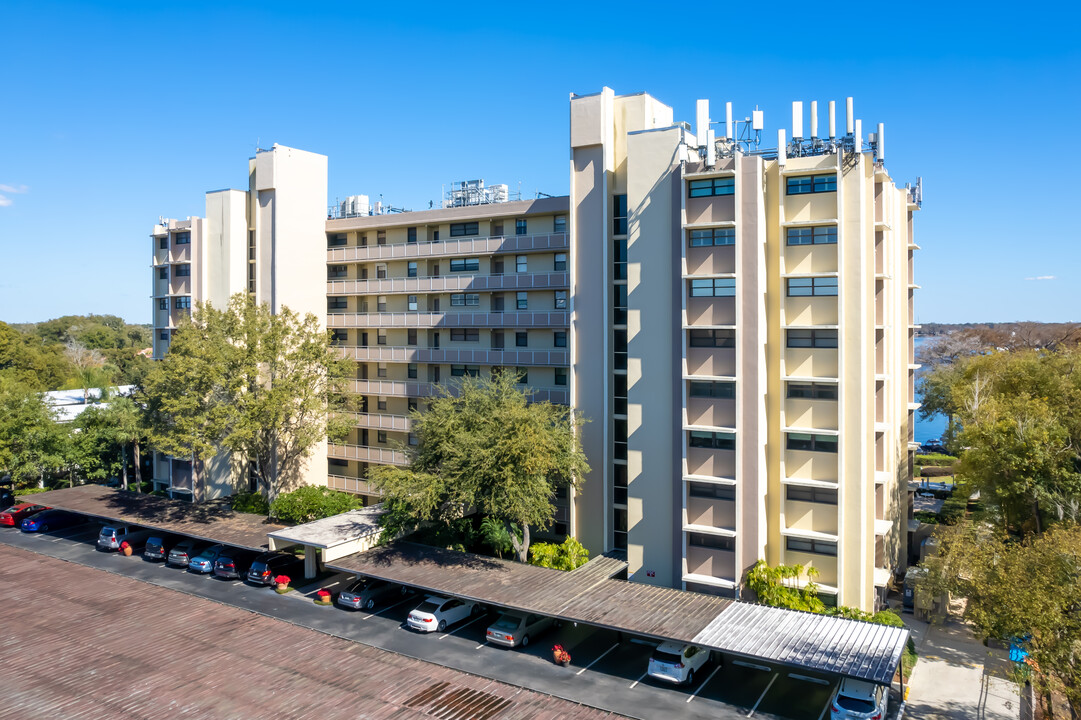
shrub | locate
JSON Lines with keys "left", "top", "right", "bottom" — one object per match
{"left": 914, "top": 453, "right": 957, "bottom": 467}
{"left": 914, "top": 510, "right": 939, "bottom": 524}
{"left": 14, "top": 487, "right": 49, "bottom": 496}
{"left": 231, "top": 492, "right": 270, "bottom": 515}
{"left": 919, "top": 466, "right": 954, "bottom": 478}
{"left": 270, "top": 486, "right": 364, "bottom": 524}
{"left": 529, "top": 537, "right": 590, "bottom": 571}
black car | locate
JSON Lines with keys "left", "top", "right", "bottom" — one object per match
{"left": 143, "top": 534, "right": 181, "bottom": 561}
{"left": 246, "top": 551, "right": 304, "bottom": 585}
{"left": 213, "top": 549, "right": 260, "bottom": 580}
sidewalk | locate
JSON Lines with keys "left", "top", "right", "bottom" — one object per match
{"left": 905, "top": 613, "right": 1021, "bottom": 720}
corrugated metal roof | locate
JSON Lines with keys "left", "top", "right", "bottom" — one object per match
{"left": 691, "top": 602, "right": 907, "bottom": 685}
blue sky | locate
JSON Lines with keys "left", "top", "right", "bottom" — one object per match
{"left": 1, "top": 1, "right": 1079, "bottom": 324}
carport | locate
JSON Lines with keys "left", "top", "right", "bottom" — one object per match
{"left": 266, "top": 506, "right": 384, "bottom": 579}
{"left": 22, "top": 485, "right": 285, "bottom": 551}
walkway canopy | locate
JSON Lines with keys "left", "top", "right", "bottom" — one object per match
{"left": 268, "top": 506, "right": 385, "bottom": 578}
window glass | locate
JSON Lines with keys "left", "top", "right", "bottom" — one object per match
{"left": 690, "top": 278, "right": 736, "bottom": 297}
{"left": 554, "top": 253, "right": 567, "bottom": 271}
{"left": 786, "top": 225, "right": 837, "bottom": 245}
{"left": 515, "top": 218, "right": 527, "bottom": 235}
{"left": 688, "top": 328, "right": 735, "bottom": 347}
{"left": 516, "top": 255, "right": 527, "bottom": 273}
{"left": 786, "top": 277, "right": 838, "bottom": 297}
{"left": 689, "top": 381, "right": 735, "bottom": 398}
{"left": 688, "top": 532, "right": 734, "bottom": 550}
{"left": 786, "top": 329, "right": 838, "bottom": 348}
{"left": 786, "top": 173, "right": 837, "bottom": 195}
{"left": 688, "top": 176, "right": 735, "bottom": 197}
{"left": 175, "top": 265, "right": 191, "bottom": 277}
{"left": 786, "top": 432, "right": 838, "bottom": 453}
{"left": 688, "top": 431, "right": 735, "bottom": 450}
{"left": 449, "top": 257, "right": 480, "bottom": 272}
{"left": 554, "top": 331, "right": 567, "bottom": 347}
{"left": 613, "top": 195, "right": 627, "bottom": 235}
{"left": 555, "top": 290, "right": 567, "bottom": 309}
{"left": 516, "top": 291, "right": 528, "bottom": 310}
{"left": 449, "top": 222, "right": 478, "bottom": 237}
{"left": 554, "top": 216, "right": 566, "bottom": 233}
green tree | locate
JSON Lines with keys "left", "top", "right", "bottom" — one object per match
{"left": 141, "top": 294, "right": 352, "bottom": 503}
{"left": 0, "top": 376, "right": 69, "bottom": 488}
{"left": 269, "top": 485, "right": 364, "bottom": 524}
{"left": 529, "top": 537, "right": 590, "bottom": 571}
{"left": 745, "top": 560, "right": 826, "bottom": 612}
{"left": 369, "top": 372, "right": 589, "bottom": 562}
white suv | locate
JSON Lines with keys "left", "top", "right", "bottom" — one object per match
{"left": 829, "top": 678, "right": 888, "bottom": 720}
{"left": 646, "top": 642, "right": 710, "bottom": 685}
{"left": 97, "top": 524, "right": 153, "bottom": 551}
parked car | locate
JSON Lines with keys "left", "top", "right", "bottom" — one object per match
{"left": 485, "top": 612, "right": 556, "bottom": 648}
{"left": 829, "top": 678, "right": 888, "bottom": 720}
{"left": 166, "top": 539, "right": 207, "bottom": 568}
{"left": 20, "top": 510, "right": 85, "bottom": 533}
{"left": 646, "top": 642, "right": 710, "bottom": 685}
{"left": 407, "top": 596, "right": 479, "bottom": 633}
{"left": 213, "top": 549, "right": 259, "bottom": 580}
{"left": 186, "top": 544, "right": 230, "bottom": 573}
{"left": 0, "top": 486, "right": 14, "bottom": 511}
{"left": 337, "top": 577, "right": 409, "bottom": 610}
{"left": 97, "top": 524, "right": 154, "bottom": 551}
{"left": 0, "top": 503, "right": 48, "bottom": 527}
{"left": 246, "top": 551, "right": 304, "bottom": 586}
{"left": 143, "top": 535, "right": 180, "bottom": 561}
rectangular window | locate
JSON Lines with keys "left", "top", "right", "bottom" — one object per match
{"left": 688, "top": 176, "right": 735, "bottom": 197}
{"left": 376, "top": 264, "right": 387, "bottom": 279}
{"left": 327, "top": 233, "right": 347, "bottom": 247}
{"left": 687, "top": 328, "right": 735, "bottom": 348}
{"left": 158, "top": 266, "right": 168, "bottom": 280}
{"left": 376, "top": 230, "right": 386, "bottom": 245}
{"left": 688, "top": 533, "right": 735, "bottom": 551}
{"left": 613, "top": 195, "right": 627, "bottom": 235}
{"left": 491, "top": 221, "right": 503, "bottom": 237}
{"left": 613, "top": 239, "right": 627, "bottom": 280}
{"left": 175, "top": 297, "right": 191, "bottom": 309}
{"left": 515, "top": 331, "right": 528, "bottom": 347}
{"left": 408, "top": 295, "right": 418, "bottom": 311}
{"left": 407, "top": 261, "right": 417, "bottom": 278}
{"left": 450, "top": 329, "right": 479, "bottom": 342}
{"left": 516, "top": 255, "right": 527, "bottom": 273}
{"left": 554, "top": 253, "right": 567, "bottom": 271}
{"left": 688, "top": 227, "right": 736, "bottom": 247}
{"left": 407, "top": 227, "right": 417, "bottom": 243}
{"left": 407, "top": 329, "right": 417, "bottom": 345}
{"left": 689, "top": 380, "right": 735, "bottom": 399}
{"left": 515, "top": 218, "right": 527, "bottom": 235}
{"left": 516, "top": 291, "right": 528, "bottom": 310}
{"left": 786, "top": 329, "right": 838, "bottom": 348}
{"left": 327, "top": 265, "right": 347, "bottom": 279}
{"left": 786, "top": 173, "right": 837, "bottom": 195}
{"left": 786, "top": 486, "right": 838, "bottom": 505}
{"left": 614, "top": 328, "right": 627, "bottom": 370}
{"left": 377, "top": 296, "right": 387, "bottom": 312}
{"left": 174, "top": 232, "right": 191, "bottom": 244}
{"left": 407, "top": 363, "right": 418, "bottom": 379}
{"left": 785, "top": 432, "right": 838, "bottom": 453}
{"left": 613, "top": 284, "right": 627, "bottom": 325}
{"left": 376, "top": 363, "right": 387, "bottom": 378}
{"left": 554, "top": 367, "right": 567, "bottom": 386}
{"left": 786, "top": 277, "right": 838, "bottom": 297}
{"left": 330, "top": 330, "right": 348, "bottom": 345}
{"left": 449, "top": 257, "right": 480, "bottom": 272}
{"left": 377, "top": 431, "right": 387, "bottom": 444}
{"left": 786, "top": 382, "right": 838, "bottom": 400}
{"left": 786, "top": 225, "right": 837, "bottom": 245}
{"left": 377, "top": 331, "right": 387, "bottom": 346}
{"left": 492, "top": 294, "right": 504, "bottom": 312}
{"left": 450, "top": 293, "right": 479, "bottom": 307}
{"left": 491, "top": 331, "right": 504, "bottom": 349}
{"left": 377, "top": 397, "right": 387, "bottom": 411}
{"left": 554, "top": 290, "right": 567, "bottom": 309}
{"left": 408, "top": 433, "right": 418, "bottom": 446}
{"left": 689, "top": 482, "right": 736, "bottom": 500}
{"left": 690, "top": 278, "right": 736, "bottom": 297}
{"left": 328, "top": 458, "right": 348, "bottom": 468}
{"left": 159, "top": 330, "right": 169, "bottom": 341}
{"left": 554, "top": 216, "right": 566, "bottom": 233}
{"left": 175, "top": 264, "right": 191, "bottom": 277}
{"left": 449, "top": 222, "right": 479, "bottom": 237}
{"left": 785, "top": 537, "right": 837, "bottom": 556}
{"left": 554, "top": 331, "right": 567, "bottom": 348}
{"left": 451, "top": 365, "right": 480, "bottom": 377}
{"left": 158, "top": 298, "right": 168, "bottom": 310}
{"left": 158, "top": 237, "right": 168, "bottom": 250}
{"left": 515, "top": 367, "right": 528, "bottom": 383}
{"left": 688, "top": 430, "right": 736, "bottom": 450}
{"left": 359, "top": 232, "right": 367, "bottom": 246}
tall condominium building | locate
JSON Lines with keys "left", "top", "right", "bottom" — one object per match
{"left": 149, "top": 88, "right": 920, "bottom": 611}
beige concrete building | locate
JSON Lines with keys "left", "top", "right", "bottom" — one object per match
{"left": 150, "top": 144, "right": 328, "bottom": 500}
{"left": 149, "top": 90, "right": 920, "bottom": 611}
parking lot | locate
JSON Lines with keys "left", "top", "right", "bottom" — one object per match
{"left": 0, "top": 515, "right": 896, "bottom": 720}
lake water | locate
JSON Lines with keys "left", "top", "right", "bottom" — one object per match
{"left": 912, "top": 336, "right": 947, "bottom": 444}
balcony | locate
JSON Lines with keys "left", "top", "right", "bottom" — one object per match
{"left": 337, "top": 345, "right": 569, "bottom": 366}
{"left": 328, "top": 272, "right": 568, "bottom": 296}
{"left": 344, "top": 379, "right": 568, "bottom": 404}
{"left": 349, "top": 412, "right": 411, "bottom": 431}
{"left": 328, "top": 310, "right": 569, "bottom": 329}
{"left": 327, "top": 474, "right": 384, "bottom": 497}
{"left": 326, "top": 232, "right": 568, "bottom": 262}
{"left": 328, "top": 443, "right": 408, "bottom": 465}
{"left": 685, "top": 546, "right": 736, "bottom": 582}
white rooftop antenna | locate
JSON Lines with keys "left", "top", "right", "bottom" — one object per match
{"left": 792, "top": 101, "right": 803, "bottom": 140}
{"left": 752, "top": 109, "right": 764, "bottom": 131}
{"left": 777, "top": 129, "right": 787, "bottom": 167}
{"left": 828, "top": 101, "right": 836, "bottom": 139}
{"left": 706, "top": 129, "right": 716, "bottom": 167}
{"left": 854, "top": 119, "right": 862, "bottom": 152}
{"left": 877, "top": 122, "right": 885, "bottom": 162}
{"left": 810, "top": 101, "right": 819, "bottom": 139}
{"left": 846, "top": 97, "right": 854, "bottom": 136}
{"left": 696, "top": 99, "right": 709, "bottom": 147}
{"left": 725, "top": 102, "right": 733, "bottom": 140}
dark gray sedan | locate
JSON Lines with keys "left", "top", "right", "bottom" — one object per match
{"left": 337, "top": 577, "right": 409, "bottom": 610}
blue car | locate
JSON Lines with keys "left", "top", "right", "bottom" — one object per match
{"left": 20, "top": 509, "right": 85, "bottom": 533}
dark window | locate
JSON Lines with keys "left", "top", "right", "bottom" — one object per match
{"left": 554, "top": 253, "right": 567, "bottom": 271}
{"left": 613, "top": 284, "right": 627, "bottom": 325}
{"left": 690, "top": 278, "right": 736, "bottom": 297}
{"left": 492, "top": 294, "right": 505, "bottom": 312}
{"left": 516, "top": 291, "right": 528, "bottom": 310}
{"left": 786, "top": 432, "right": 838, "bottom": 453}
{"left": 786, "top": 329, "right": 838, "bottom": 348}
{"left": 158, "top": 298, "right": 168, "bottom": 310}
{"left": 555, "top": 367, "right": 567, "bottom": 386}
{"left": 174, "top": 264, "right": 191, "bottom": 277}
{"left": 786, "top": 382, "right": 838, "bottom": 400}
{"left": 451, "top": 365, "right": 480, "bottom": 377}
{"left": 491, "top": 221, "right": 503, "bottom": 236}
{"left": 175, "top": 297, "right": 191, "bottom": 309}
{"left": 515, "top": 367, "right": 528, "bottom": 383}
{"left": 688, "top": 533, "right": 735, "bottom": 550}
{"left": 450, "top": 329, "right": 479, "bottom": 342}
{"left": 785, "top": 537, "right": 837, "bottom": 556}
{"left": 688, "top": 176, "right": 735, "bottom": 197}
{"left": 328, "top": 297, "right": 347, "bottom": 310}
{"left": 158, "top": 267, "right": 168, "bottom": 280}
{"left": 786, "top": 225, "right": 837, "bottom": 245}
{"left": 449, "top": 257, "right": 480, "bottom": 272}
{"left": 613, "top": 239, "right": 627, "bottom": 280}
{"left": 359, "top": 232, "right": 368, "bottom": 246}
{"left": 158, "top": 237, "right": 167, "bottom": 250}
{"left": 407, "top": 329, "right": 417, "bottom": 345}
{"left": 407, "top": 261, "right": 417, "bottom": 278}
{"left": 328, "top": 458, "right": 349, "bottom": 468}
{"left": 554, "top": 216, "right": 566, "bottom": 233}
{"left": 688, "top": 431, "right": 735, "bottom": 450}
{"left": 407, "top": 363, "right": 418, "bottom": 379}
{"left": 613, "top": 195, "right": 627, "bottom": 235}
{"left": 327, "top": 265, "right": 347, "bottom": 279}
{"left": 689, "top": 227, "right": 735, "bottom": 247}
{"left": 786, "top": 173, "right": 837, "bottom": 195}
{"left": 327, "top": 233, "right": 347, "bottom": 247}
{"left": 689, "top": 329, "right": 736, "bottom": 348}
{"left": 450, "top": 293, "right": 479, "bottom": 307}
{"left": 786, "top": 277, "right": 838, "bottom": 297}
{"left": 330, "top": 330, "right": 348, "bottom": 345}
{"left": 688, "top": 482, "right": 736, "bottom": 500}
{"left": 376, "top": 230, "right": 386, "bottom": 245}
{"left": 785, "top": 486, "right": 838, "bottom": 504}
{"left": 174, "top": 232, "right": 191, "bottom": 244}
{"left": 689, "top": 380, "right": 735, "bottom": 399}
{"left": 515, "top": 218, "right": 527, "bottom": 235}
{"left": 407, "top": 227, "right": 417, "bottom": 243}
{"left": 555, "top": 290, "right": 567, "bottom": 309}
{"left": 554, "top": 331, "right": 567, "bottom": 347}
{"left": 515, "top": 331, "right": 528, "bottom": 347}
{"left": 450, "top": 222, "right": 479, "bottom": 237}
{"left": 377, "top": 431, "right": 387, "bottom": 444}
{"left": 159, "top": 330, "right": 169, "bottom": 340}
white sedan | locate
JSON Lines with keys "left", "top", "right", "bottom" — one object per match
{"left": 406, "top": 596, "right": 479, "bottom": 633}
{"left": 646, "top": 641, "right": 710, "bottom": 685}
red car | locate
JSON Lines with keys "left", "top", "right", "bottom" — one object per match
{"left": 0, "top": 503, "right": 49, "bottom": 527}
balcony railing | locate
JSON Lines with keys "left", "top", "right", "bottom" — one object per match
{"left": 328, "top": 310, "right": 569, "bottom": 329}
{"left": 328, "top": 443, "right": 408, "bottom": 465}
{"left": 326, "top": 232, "right": 568, "bottom": 262}
{"left": 327, "top": 271, "right": 568, "bottom": 296}
{"left": 336, "top": 346, "right": 569, "bottom": 366}
{"left": 348, "top": 412, "right": 411, "bottom": 431}
{"left": 327, "top": 474, "right": 385, "bottom": 497}
{"left": 345, "top": 379, "right": 568, "bottom": 404}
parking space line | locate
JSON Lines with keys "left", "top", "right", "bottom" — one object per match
{"left": 575, "top": 642, "right": 619, "bottom": 676}
{"left": 686, "top": 665, "right": 721, "bottom": 703}
{"left": 629, "top": 671, "right": 648, "bottom": 689}
{"left": 438, "top": 613, "right": 487, "bottom": 639}
{"left": 746, "top": 672, "right": 778, "bottom": 717}
{"left": 474, "top": 640, "right": 488, "bottom": 650}
{"left": 361, "top": 596, "right": 412, "bottom": 620}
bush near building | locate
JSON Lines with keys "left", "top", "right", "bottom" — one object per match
{"left": 269, "top": 485, "right": 364, "bottom": 524}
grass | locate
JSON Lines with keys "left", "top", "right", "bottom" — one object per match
{"left": 902, "top": 639, "right": 918, "bottom": 681}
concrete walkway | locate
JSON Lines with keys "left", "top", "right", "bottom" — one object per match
{"left": 905, "top": 613, "right": 1020, "bottom": 720}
